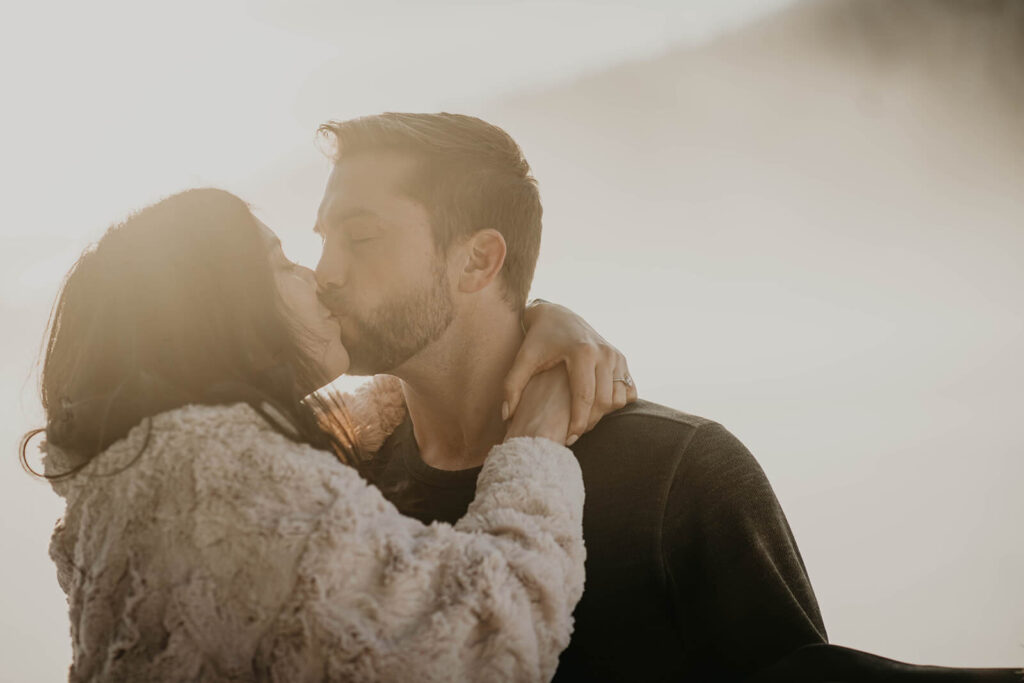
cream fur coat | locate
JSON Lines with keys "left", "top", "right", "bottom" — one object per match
{"left": 44, "top": 376, "right": 586, "bottom": 682}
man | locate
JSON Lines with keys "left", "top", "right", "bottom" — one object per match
{"left": 314, "top": 112, "right": 826, "bottom": 681}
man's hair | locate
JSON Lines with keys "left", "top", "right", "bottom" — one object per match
{"left": 317, "top": 113, "right": 542, "bottom": 310}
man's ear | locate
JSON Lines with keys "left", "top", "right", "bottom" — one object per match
{"left": 457, "top": 229, "right": 507, "bottom": 294}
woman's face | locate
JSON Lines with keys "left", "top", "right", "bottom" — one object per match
{"left": 258, "top": 222, "right": 350, "bottom": 383}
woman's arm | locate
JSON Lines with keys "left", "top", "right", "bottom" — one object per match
{"left": 184, "top": 419, "right": 584, "bottom": 681}
{"left": 304, "top": 437, "right": 584, "bottom": 681}
{"left": 507, "top": 300, "right": 638, "bottom": 444}
{"left": 318, "top": 374, "right": 407, "bottom": 454}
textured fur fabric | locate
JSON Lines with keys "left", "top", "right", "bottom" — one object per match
{"left": 327, "top": 374, "right": 408, "bottom": 456}
{"left": 44, "top": 379, "right": 585, "bottom": 682}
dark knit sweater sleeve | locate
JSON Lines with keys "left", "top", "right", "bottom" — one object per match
{"left": 662, "top": 421, "right": 827, "bottom": 680}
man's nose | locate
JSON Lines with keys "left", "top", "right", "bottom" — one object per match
{"left": 315, "top": 248, "right": 347, "bottom": 290}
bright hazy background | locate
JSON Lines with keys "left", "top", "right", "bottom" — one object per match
{"left": 3, "top": 0, "right": 1021, "bottom": 679}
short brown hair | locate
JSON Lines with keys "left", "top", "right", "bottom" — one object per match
{"left": 317, "top": 113, "right": 542, "bottom": 310}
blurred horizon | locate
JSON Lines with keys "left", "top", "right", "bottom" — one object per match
{"left": 3, "top": 0, "right": 1022, "bottom": 679}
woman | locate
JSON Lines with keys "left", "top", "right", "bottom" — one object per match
{"left": 24, "top": 188, "right": 634, "bottom": 682}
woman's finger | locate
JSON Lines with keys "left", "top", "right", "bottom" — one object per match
{"left": 623, "top": 364, "right": 639, "bottom": 404}
{"left": 502, "top": 345, "right": 559, "bottom": 421}
{"left": 588, "top": 364, "right": 613, "bottom": 433}
{"left": 611, "top": 361, "right": 629, "bottom": 411}
{"left": 565, "top": 351, "right": 597, "bottom": 445}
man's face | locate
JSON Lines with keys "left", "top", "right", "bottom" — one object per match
{"left": 314, "top": 152, "right": 455, "bottom": 375}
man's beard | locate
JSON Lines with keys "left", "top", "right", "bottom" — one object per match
{"left": 326, "top": 261, "right": 455, "bottom": 376}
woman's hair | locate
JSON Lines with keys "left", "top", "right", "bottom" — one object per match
{"left": 21, "top": 188, "right": 356, "bottom": 478}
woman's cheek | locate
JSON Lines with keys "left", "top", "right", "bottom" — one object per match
{"left": 281, "top": 276, "right": 314, "bottom": 319}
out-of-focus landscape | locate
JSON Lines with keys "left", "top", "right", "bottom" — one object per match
{"left": 2, "top": 0, "right": 1022, "bottom": 679}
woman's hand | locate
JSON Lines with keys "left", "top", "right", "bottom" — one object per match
{"left": 504, "top": 366, "right": 573, "bottom": 445}
{"left": 503, "top": 300, "right": 638, "bottom": 446}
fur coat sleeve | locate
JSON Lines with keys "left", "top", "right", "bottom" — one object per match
{"left": 321, "top": 374, "right": 408, "bottom": 455}
{"left": 46, "top": 396, "right": 585, "bottom": 682}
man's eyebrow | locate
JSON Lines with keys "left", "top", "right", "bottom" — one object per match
{"left": 316, "top": 207, "right": 377, "bottom": 234}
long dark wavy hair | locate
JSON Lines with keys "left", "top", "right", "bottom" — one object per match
{"left": 20, "top": 188, "right": 356, "bottom": 478}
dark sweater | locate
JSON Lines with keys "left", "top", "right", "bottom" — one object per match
{"left": 365, "top": 400, "right": 827, "bottom": 681}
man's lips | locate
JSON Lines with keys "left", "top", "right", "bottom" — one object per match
{"left": 316, "top": 287, "right": 347, "bottom": 317}
{"left": 321, "top": 304, "right": 347, "bottom": 320}
{"left": 326, "top": 310, "right": 356, "bottom": 333}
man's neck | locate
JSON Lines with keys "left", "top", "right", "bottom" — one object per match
{"left": 392, "top": 304, "right": 522, "bottom": 471}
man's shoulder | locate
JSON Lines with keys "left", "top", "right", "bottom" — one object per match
{"left": 575, "top": 399, "right": 762, "bottom": 488}
{"left": 598, "top": 399, "right": 717, "bottom": 431}
{"left": 581, "top": 399, "right": 726, "bottom": 450}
